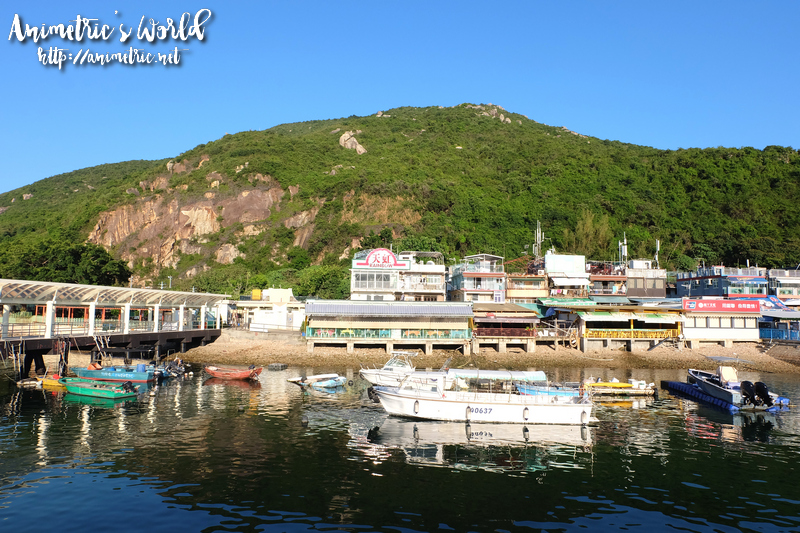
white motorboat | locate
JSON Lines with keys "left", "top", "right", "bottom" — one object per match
{"left": 687, "top": 366, "right": 790, "bottom": 410}
{"left": 360, "top": 351, "right": 418, "bottom": 387}
{"left": 373, "top": 369, "right": 594, "bottom": 425}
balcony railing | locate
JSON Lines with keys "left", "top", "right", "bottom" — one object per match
{"left": 307, "top": 328, "right": 469, "bottom": 340}
{"left": 586, "top": 328, "right": 679, "bottom": 339}
{"left": 760, "top": 328, "right": 800, "bottom": 341}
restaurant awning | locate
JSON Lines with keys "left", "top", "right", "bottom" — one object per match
{"left": 577, "top": 311, "right": 635, "bottom": 322}
{"left": 475, "top": 317, "right": 540, "bottom": 324}
{"left": 633, "top": 313, "right": 684, "bottom": 323}
{"left": 590, "top": 296, "right": 631, "bottom": 304}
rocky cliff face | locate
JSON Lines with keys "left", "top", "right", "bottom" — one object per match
{"left": 86, "top": 159, "right": 317, "bottom": 284}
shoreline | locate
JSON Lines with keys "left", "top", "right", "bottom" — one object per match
{"left": 173, "top": 332, "right": 800, "bottom": 375}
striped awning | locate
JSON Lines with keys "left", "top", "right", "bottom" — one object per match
{"left": 577, "top": 311, "right": 635, "bottom": 322}
{"left": 634, "top": 313, "right": 684, "bottom": 323}
{"left": 305, "top": 300, "right": 473, "bottom": 317}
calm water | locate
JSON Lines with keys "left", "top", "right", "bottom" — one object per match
{"left": 1, "top": 365, "right": 799, "bottom": 533}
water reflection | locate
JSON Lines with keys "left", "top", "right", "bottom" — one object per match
{"left": 357, "top": 417, "right": 594, "bottom": 473}
{"left": 0, "top": 366, "right": 798, "bottom": 533}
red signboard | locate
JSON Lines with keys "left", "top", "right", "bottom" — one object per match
{"left": 682, "top": 299, "right": 760, "bottom": 313}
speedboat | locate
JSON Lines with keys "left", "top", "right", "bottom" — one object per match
{"left": 372, "top": 369, "right": 594, "bottom": 425}
{"left": 687, "top": 366, "right": 789, "bottom": 410}
{"left": 360, "top": 351, "right": 418, "bottom": 386}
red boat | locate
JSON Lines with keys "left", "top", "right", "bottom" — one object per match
{"left": 204, "top": 365, "right": 263, "bottom": 380}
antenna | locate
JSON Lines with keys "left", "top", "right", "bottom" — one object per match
{"left": 654, "top": 239, "right": 660, "bottom": 269}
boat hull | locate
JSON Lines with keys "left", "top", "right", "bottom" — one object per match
{"left": 61, "top": 378, "right": 138, "bottom": 399}
{"left": 205, "top": 366, "right": 263, "bottom": 380}
{"left": 71, "top": 366, "right": 155, "bottom": 383}
{"left": 375, "top": 388, "right": 593, "bottom": 425}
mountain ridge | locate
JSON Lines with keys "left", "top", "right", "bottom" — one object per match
{"left": 0, "top": 103, "right": 798, "bottom": 294}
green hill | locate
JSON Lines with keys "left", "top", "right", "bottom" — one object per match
{"left": 0, "top": 103, "right": 798, "bottom": 296}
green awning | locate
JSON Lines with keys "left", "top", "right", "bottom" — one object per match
{"left": 537, "top": 298, "right": 595, "bottom": 307}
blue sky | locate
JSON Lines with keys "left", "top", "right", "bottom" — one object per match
{"left": 2, "top": 1, "right": 798, "bottom": 194}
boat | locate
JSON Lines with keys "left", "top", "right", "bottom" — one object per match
{"left": 204, "top": 364, "right": 262, "bottom": 380}
{"left": 62, "top": 393, "right": 130, "bottom": 409}
{"left": 155, "top": 358, "right": 187, "bottom": 379}
{"left": 515, "top": 376, "right": 655, "bottom": 398}
{"left": 60, "top": 377, "right": 139, "bottom": 399}
{"left": 686, "top": 366, "right": 790, "bottom": 410}
{"left": 360, "top": 351, "right": 418, "bottom": 386}
{"left": 71, "top": 363, "right": 156, "bottom": 383}
{"left": 310, "top": 376, "right": 347, "bottom": 390}
{"left": 288, "top": 373, "right": 347, "bottom": 388}
{"left": 372, "top": 369, "right": 595, "bottom": 425}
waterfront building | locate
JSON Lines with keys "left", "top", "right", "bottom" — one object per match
{"left": 350, "top": 249, "right": 446, "bottom": 302}
{"left": 448, "top": 254, "right": 506, "bottom": 303}
{"left": 680, "top": 298, "right": 761, "bottom": 348}
{"left": 544, "top": 251, "right": 589, "bottom": 298}
{"left": 675, "top": 266, "right": 768, "bottom": 299}
{"left": 768, "top": 268, "right": 800, "bottom": 301}
{"left": 303, "top": 300, "right": 472, "bottom": 354}
{"left": 624, "top": 259, "right": 667, "bottom": 300}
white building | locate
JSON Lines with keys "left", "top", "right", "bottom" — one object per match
{"left": 350, "top": 249, "right": 446, "bottom": 302}
{"left": 449, "top": 254, "right": 506, "bottom": 303}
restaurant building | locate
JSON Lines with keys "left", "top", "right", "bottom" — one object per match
{"left": 350, "top": 249, "right": 446, "bottom": 302}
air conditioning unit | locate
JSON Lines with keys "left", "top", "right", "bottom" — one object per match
{"left": 538, "top": 270, "right": 545, "bottom": 275}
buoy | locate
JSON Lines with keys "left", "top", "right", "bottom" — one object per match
{"left": 301, "top": 415, "right": 309, "bottom": 427}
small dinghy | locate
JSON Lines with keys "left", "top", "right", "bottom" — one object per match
{"left": 288, "top": 373, "right": 347, "bottom": 389}
{"left": 204, "top": 364, "right": 263, "bottom": 380}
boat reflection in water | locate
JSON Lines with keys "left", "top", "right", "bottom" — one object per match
{"left": 360, "top": 417, "right": 593, "bottom": 472}
{"left": 61, "top": 392, "right": 133, "bottom": 409}
{"left": 687, "top": 404, "right": 778, "bottom": 443}
{"left": 202, "top": 377, "right": 262, "bottom": 390}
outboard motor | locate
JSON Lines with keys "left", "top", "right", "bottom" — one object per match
{"left": 740, "top": 381, "right": 757, "bottom": 406}
{"left": 122, "top": 381, "right": 136, "bottom": 393}
{"left": 367, "top": 387, "right": 381, "bottom": 403}
{"left": 754, "top": 382, "right": 773, "bottom": 407}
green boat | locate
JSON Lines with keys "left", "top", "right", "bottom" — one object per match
{"left": 59, "top": 377, "right": 139, "bottom": 399}
{"left": 62, "top": 393, "right": 129, "bottom": 409}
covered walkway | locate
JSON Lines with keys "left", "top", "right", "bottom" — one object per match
{"left": 0, "top": 279, "right": 229, "bottom": 339}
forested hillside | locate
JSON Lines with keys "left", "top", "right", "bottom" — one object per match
{"left": 0, "top": 103, "right": 798, "bottom": 297}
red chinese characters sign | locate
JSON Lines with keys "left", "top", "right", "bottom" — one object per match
{"left": 682, "top": 299, "right": 760, "bottom": 313}
{"left": 352, "top": 248, "right": 410, "bottom": 270}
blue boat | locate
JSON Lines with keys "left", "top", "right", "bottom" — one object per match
{"left": 70, "top": 363, "right": 155, "bottom": 383}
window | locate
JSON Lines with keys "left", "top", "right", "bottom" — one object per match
{"left": 733, "top": 317, "right": 745, "bottom": 328}
{"left": 719, "top": 317, "right": 732, "bottom": 328}
{"left": 707, "top": 317, "right": 720, "bottom": 328}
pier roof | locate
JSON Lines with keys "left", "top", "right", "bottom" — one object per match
{"left": 0, "top": 279, "right": 230, "bottom": 307}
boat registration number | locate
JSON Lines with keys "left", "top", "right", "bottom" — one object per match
{"left": 469, "top": 407, "right": 492, "bottom": 415}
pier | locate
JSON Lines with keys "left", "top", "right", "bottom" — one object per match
{"left": 0, "top": 279, "right": 229, "bottom": 377}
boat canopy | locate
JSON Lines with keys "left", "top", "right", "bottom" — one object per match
{"left": 404, "top": 369, "right": 548, "bottom": 382}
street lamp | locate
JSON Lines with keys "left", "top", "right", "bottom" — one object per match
{"left": 168, "top": 275, "right": 173, "bottom": 289}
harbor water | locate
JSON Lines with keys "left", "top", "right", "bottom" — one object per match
{"left": 1, "top": 366, "right": 799, "bottom": 532}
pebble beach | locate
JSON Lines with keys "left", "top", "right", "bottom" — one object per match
{"left": 174, "top": 330, "right": 800, "bottom": 375}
